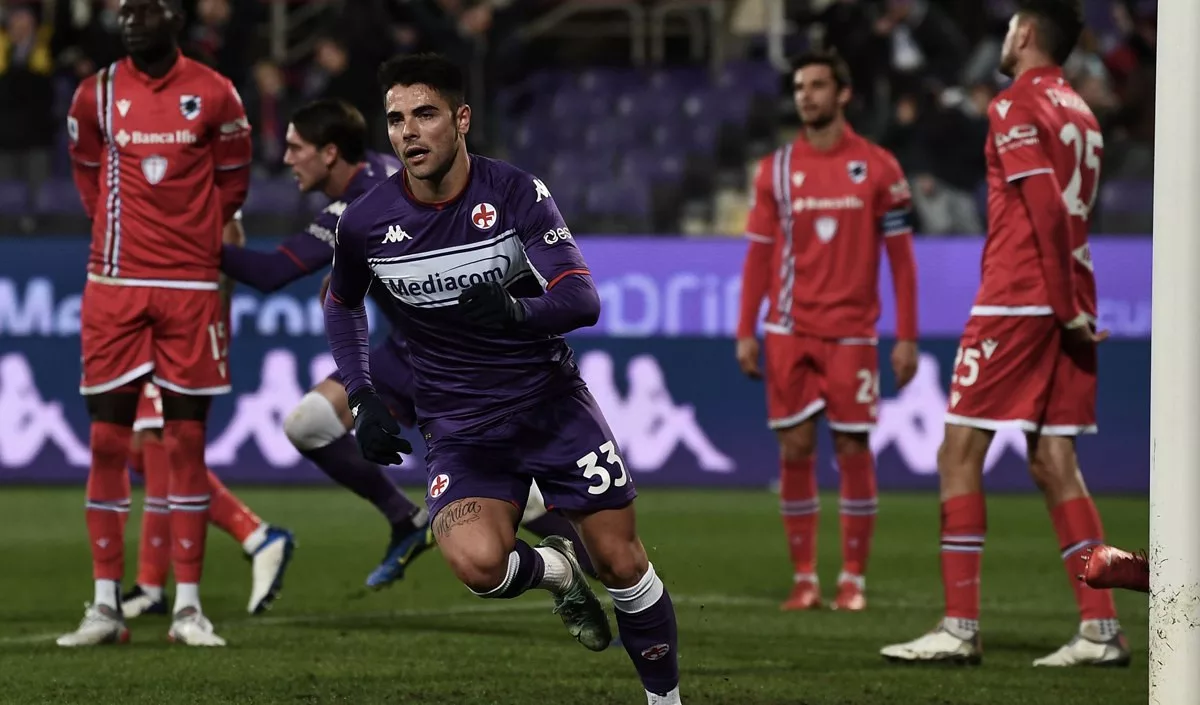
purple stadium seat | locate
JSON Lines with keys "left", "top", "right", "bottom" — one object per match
{"left": 0, "top": 180, "right": 28, "bottom": 214}
{"left": 34, "top": 178, "right": 83, "bottom": 215}
{"left": 619, "top": 151, "right": 684, "bottom": 183}
{"left": 585, "top": 178, "right": 651, "bottom": 220}
{"left": 717, "top": 61, "right": 779, "bottom": 97}
{"left": 243, "top": 175, "right": 300, "bottom": 214}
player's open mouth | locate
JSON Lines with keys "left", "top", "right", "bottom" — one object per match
{"left": 405, "top": 147, "right": 430, "bottom": 162}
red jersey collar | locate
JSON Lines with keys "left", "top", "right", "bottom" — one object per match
{"left": 792, "top": 123, "right": 857, "bottom": 157}
{"left": 1012, "top": 65, "right": 1065, "bottom": 90}
{"left": 402, "top": 154, "right": 473, "bottom": 211}
{"left": 121, "top": 50, "right": 186, "bottom": 92}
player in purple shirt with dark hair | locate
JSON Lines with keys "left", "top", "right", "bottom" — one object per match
{"left": 221, "top": 99, "right": 595, "bottom": 591}
{"left": 324, "top": 55, "right": 682, "bottom": 704}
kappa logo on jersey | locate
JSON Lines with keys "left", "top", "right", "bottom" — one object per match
{"left": 383, "top": 225, "right": 411, "bottom": 243}
{"left": 815, "top": 216, "right": 838, "bottom": 243}
{"left": 847, "top": 160, "right": 867, "bottom": 184}
{"left": 471, "top": 203, "right": 498, "bottom": 230}
{"left": 116, "top": 99, "right": 131, "bottom": 117}
{"left": 533, "top": 178, "right": 552, "bottom": 203}
{"left": 995, "top": 99, "right": 1013, "bottom": 119}
{"left": 141, "top": 155, "right": 168, "bottom": 185}
{"left": 429, "top": 473, "right": 450, "bottom": 498}
{"left": 179, "top": 94, "right": 202, "bottom": 120}
{"left": 115, "top": 129, "right": 197, "bottom": 148}
{"left": 792, "top": 171, "right": 806, "bottom": 188}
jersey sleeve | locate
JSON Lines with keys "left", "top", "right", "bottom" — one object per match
{"left": 513, "top": 175, "right": 590, "bottom": 288}
{"left": 210, "top": 78, "right": 253, "bottom": 221}
{"left": 873, "top": 149, "right": 914, "bottom": 238}
{"left": 744, "top": 156, "right": 778, "bottom": 244}
{"left": 67, "top": 74, "right": 103, "bottom": 220}
{"left": 990, "top": 96, "right": 1054, "bottom": 183}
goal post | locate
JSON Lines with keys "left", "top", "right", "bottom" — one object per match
{"left": 1150, "top": 1, "right": 1200, "bottom": 702}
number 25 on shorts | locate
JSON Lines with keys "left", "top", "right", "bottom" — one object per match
{"left": 952, "top": 346, "right": 982, "bottom": 388}
{"left": 577, "top": 440, "right": 630, "bottom": 495}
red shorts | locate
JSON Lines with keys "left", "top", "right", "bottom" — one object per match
{"left": 79, "top": 279, "right": 230, "bottom": 396}
{"left": 946, "top": 315, "right": 1097, "bottom": 436}
{"left": 132, "top": 382, "right": 164, "bottom": 432}
{"left": 763, "top": 332, "right": 879, "bottom": 432}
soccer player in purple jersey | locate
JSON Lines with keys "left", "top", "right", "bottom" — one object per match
{"left": 324, "top": 55, "right": 682, "bottom": 705}
{"left": 222, "top": 99, "right": 596, "bottom": 590}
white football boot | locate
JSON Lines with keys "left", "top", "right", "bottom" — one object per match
{"left": 167, "top": 606, "right": 226, "bottom": 647}
{"left": 1033, "top": 620, "right": 1130, "bottom": 667}
{"left": 56, "top": 603, "right": 130, "bottom": 647}
{"left": 881, "top": 621, "right": 982, "bottom": 664}
{"left": 647, "top": 687, "right": 682, "bottom": 704}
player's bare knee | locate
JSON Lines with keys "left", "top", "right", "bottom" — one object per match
{"left": 161, "top": 393, "right": 210, "bottom": 421}
{"left": 1027, "top": 435, "right": 1083, "bottom": 497}
{"left": 592, "top": 537, "right": 649, "bottom": 589}
{"left": 832, "top": 431, "right": 870, "bottom": 457}
{"left": 776, "top": 424, "right": 817, "bottom": 464}
{"left": 445, "top": 546, "right": 513, "bottom": 594}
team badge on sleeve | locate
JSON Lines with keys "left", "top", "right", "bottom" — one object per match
{"left": 179, "top": 94, "right": 202, "bottom": 120}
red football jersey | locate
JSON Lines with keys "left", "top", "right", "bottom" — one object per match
{"left": 67, "top": 54, "right": 252, "bottom": 287}
{"left": 743, "top": 127, "right": 913, "bottom": 339}
{"left": 978, "top": 66, "right": 1100, "bottom": 317}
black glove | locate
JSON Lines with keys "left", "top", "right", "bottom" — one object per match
{"left": 348, "top": 389, "right": 412, "bottom": 465}
{"left": 458, "top": 282, "right": 526, "bottom": 329}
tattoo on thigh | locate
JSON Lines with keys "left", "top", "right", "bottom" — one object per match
{"left": 433, "top": 500, "right": 482, "bottom": 539}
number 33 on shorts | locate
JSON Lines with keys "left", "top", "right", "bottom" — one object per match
{"left": 577, "top": 440, "right": 630, "bottom": 495}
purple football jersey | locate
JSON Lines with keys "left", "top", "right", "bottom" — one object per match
{"left": 328, "top": 155, "right": 598, "bottom": 438}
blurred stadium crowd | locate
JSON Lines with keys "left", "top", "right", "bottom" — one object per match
{"left": 0, "top": 0, "right": 1156, "bottom": 236}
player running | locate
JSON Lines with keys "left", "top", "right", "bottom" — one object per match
{"left": 122, "top": 377, "right": 296, "bottom": 618}
{"left": 325, "top": 55, "right": 681, "bottom": 704}
{"left": 58, "top": 0, "right": 251, "bottom": 647}
{"left": 881, "top": 0, "right": 1130, "bottom": 667}
{"left": 220, "top": 98, "right": 597, "bottom": 588}
{"left": 737, "top": 50, "right": 918, "bottom": 612}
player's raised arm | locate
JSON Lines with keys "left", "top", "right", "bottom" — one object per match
{"left": 735, "top": 157, "right": 778, "bottom": 379}
{"left": 211, "top": 80, "right": 253, "bottom": 223}
{"left": 66, "top": 74, "right": 104, "bottom": 220}
{"left": 220, "top": 208, "right": 339, "bottom": 293}
{"left": 460, "top": 176, "right": 600, "bottom": 334}
{"left": 875, "top": 152, "right": 919, "bottom": 387}
{"left": 991, "top": 99, "right": 1077, "bottom": 327}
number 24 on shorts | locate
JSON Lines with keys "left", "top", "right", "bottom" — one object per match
{"left": 577, "top": 440, "right": 629, "bottom": 495}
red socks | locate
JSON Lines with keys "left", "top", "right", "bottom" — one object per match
{"left": 1051, "top": 497, "right": 1118, "bottom": 621}
{"left": 136, "top": 435, "right": 172, "bottom": 588}
{"left": 837, "top": 451, "right": 877, "bottom": 577}
{"left": 207, "top": 470, "right": 262, "bottom": 544}
{"left": 86, "top": 422, "right": 133, "bottom": 581}
{"left": 940, "top": 493, "right": 987, "bottom": 621}
{"left": 163, "top": 420, "right": 210, "bottom": 584}
{"left": 780, "top": 457, "right": 818, "bottom": 578}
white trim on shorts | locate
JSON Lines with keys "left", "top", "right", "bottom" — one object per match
{"left": 87, "top": 272, "right": 219, "bottom": 291}
{"left": 768, "top": 398, "right": 825, "bottom": 430}
{"left": 828, "top": 421, "right": 875, "bottom": 433}
{"left": 153, "top": 376, "right": 232, "bottom": 396}
{"left": 79, "top": 361, "right": 154, "bottom": 395}
{"left": 132, "top": 417, "right": 164, "bottom": 432}
{"left": 944, "top": 413, "right": 1097, "bottom": 436}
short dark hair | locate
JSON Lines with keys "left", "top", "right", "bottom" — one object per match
{"left": 1017, "top": 0, "right": 1084, "bottom": 65}
{"left": 289, "top": 99, "right": 368, "bottom": 164}
{"left": 376, "top": 53, "right": 466, "bottom": 110}
{"left": 791, "top": 49, "right": 853, "bottom": 90}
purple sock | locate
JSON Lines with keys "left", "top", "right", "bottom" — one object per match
{"left": 523, "top": 513, "right": 597, "bottom": 577}
{"left": 471, "top": 539, "right": 545, "bottom": 599}
{"left": 302, "top": 434, "right": 421, "bottom": 530}
{"left": 608, "top": 564, "right": 680, "bottom": 697}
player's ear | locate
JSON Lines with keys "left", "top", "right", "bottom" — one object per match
{"left": 455, "top": 104, "right": 471, "bottom": 137}
{"left": 837, "top": 85, "right": 852, "bottom": 110}
{"left": 321, "top": 143, "right": 339, "bottom": 169}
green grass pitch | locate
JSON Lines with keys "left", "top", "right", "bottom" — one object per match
{"left": 0, "top": 487, "right": 1148, "bottom": 705}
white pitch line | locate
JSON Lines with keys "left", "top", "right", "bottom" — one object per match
{"left": 0, "top": 592, "right": 1127, "bottom": 646}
